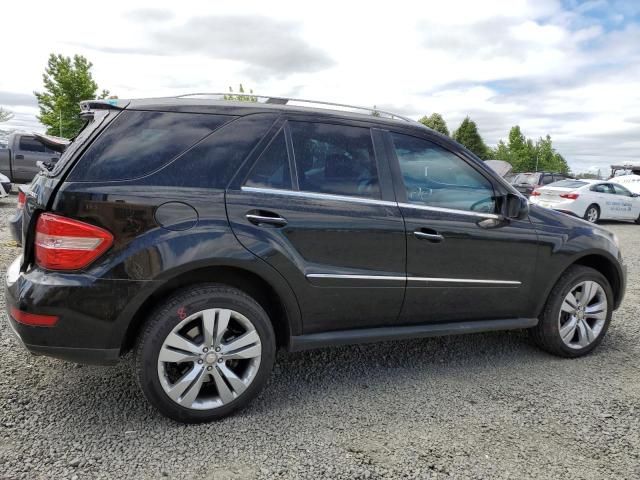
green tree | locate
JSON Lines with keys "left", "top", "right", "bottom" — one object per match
{"left": 534, "top": 135, "right": 570, "bottom": 174}
{"left": 453, "top": 117, "right": 488, "bottom": 159}
{"left": 0, "top": 107, "right": 13, "bottom": 123}
{"left": 504, "top": 125, "right": 537, "bottom": 171}
{"left": 489, "top": 139, "right": 510, "bottom": 162}
{"left": 223, "top": 84, "right": 257, "bottom": 102}
{"left": 34, "top": 54, "right": 109, "bottom": 138}
{"left": 418, "top": 113, "right": 449, "bottom": 136}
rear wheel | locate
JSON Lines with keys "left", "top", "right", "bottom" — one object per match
{"left": 135, "top": 284, "right": 276, "bottom": 423}
{"left": 584, "top": 204, "right": 600, "bottom": 223}
{"left": 531, "top": 266, "right": 612, "bottom": 357}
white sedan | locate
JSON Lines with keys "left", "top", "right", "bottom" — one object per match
{"left": 529, "top": 179, "right": 640, "bottom": 224}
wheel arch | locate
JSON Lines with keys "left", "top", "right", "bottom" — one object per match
{"left": 584, "top": 203, "right": 600, "bottom": 219}
{"left": 571, "top": 253, "right": 623, "bottom": 307}
{"left": 539, "top": 252, "right": 624, "bottom": 314}
{"left": 118, "top": 263, "right": 301, "bottom": 355}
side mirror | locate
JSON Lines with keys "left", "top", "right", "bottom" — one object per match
{"left": 504, "top": 193, "right": 529, "bottom": 220}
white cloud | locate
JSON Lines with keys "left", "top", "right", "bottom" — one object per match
{"left": 0, "top": 0, "right": 638, "bottom": 172}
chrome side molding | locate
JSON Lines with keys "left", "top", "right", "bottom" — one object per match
{"left": 306, "top": 273, "right": 521, "bottom": 286}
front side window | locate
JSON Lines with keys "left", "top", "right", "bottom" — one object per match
{"left": 290, "top": 121, "right": 380, "bottom": 199}
{"left": 611, "top": 184, "right": 633, "bottom": 196}
{"left": 19, "top": 136, "right": 46, "bottom": 153}
{"left": 391, "top": 133, "right": 495, "bottom": 213}
{"left": 244, "top": 129, "right": 291, "bottom": 190}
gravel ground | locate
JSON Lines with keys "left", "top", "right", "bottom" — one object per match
{"left": 0, "top": 195, "right": 638, "bottom": 480}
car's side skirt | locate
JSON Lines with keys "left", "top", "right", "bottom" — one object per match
{"left": 288, "top": 317, "right": 539, "bottom": 351}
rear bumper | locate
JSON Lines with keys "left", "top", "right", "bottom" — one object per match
{"left": 5, "top": 256, "right": 157, "bottom": 365}
{"left": 8, "top": 210, "right": 22, "bottom": 245}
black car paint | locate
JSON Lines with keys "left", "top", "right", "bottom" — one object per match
{"left": 5, "top": 99, "right": 626, "bottom": 364}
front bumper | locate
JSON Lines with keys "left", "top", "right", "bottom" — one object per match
{"left": 5, "top": 256, "right": 156, "bottom": 365}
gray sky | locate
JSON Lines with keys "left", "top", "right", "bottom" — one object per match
{"left": 1, "top": 0, "right": 638, "bottom": 173}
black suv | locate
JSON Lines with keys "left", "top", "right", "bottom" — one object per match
{"left": 511, "top": 171, "right": 574, "bottom": 197}
{"left": 5, "top": 96, "right": 626, "bottom": 423}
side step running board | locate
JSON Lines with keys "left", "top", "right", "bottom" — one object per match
{"left": 288, "top": 318, "right": 538, "bottom": 352}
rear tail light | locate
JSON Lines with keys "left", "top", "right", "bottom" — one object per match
{"left": 10, "top": 306, "right": 58, "bottom": 327}
{"left": 530, "top": 190, "right": 541, "bottom": 196}
{"left": 560, "top": 193, "right": 579, "bottom": 200}
{"left": 35, "top": 213, "right": 114, "bottom": 270}
{"left": 17, "top": 191, "right": 26, "bottom": 210}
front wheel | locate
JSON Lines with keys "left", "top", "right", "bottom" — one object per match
{"left": 135, "top": 284, "right": 276, "bottom": 423}
{"left": 530, "top": 266, "right": 613, "bottom": 357}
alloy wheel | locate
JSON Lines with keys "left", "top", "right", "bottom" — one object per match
{"left": 558, "top": 281, "right": 608, "bottom": 349}
{"left": 157, "top": 308, "right": 262, "bottom": 410}
{"left": 586, "top": 207, "right": 598, "bottom": 223}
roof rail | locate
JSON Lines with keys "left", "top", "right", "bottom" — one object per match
{"left": 174, "top": 92, "right": 418, "bottom": 124}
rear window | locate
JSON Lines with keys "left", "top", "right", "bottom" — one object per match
{"left": 551, "top": 180, "right": 587, "bottom": 188}
{"left": 512, "top": 173, "right": 541, "bottom": 185}
{"left": 69, "top": 111, "right": 232, "bottom": 181}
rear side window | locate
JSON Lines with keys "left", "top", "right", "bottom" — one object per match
{"left": 69, "top": 111, "right": 232, "bottom": 181}
{"left": 245, "top": 130, "right": 291, "bottom": 190}
{"left": 290, "top": 121, "right": 380, "bottom": 199}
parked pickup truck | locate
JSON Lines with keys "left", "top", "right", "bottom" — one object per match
{"left": 0, "top": 132, "right": 65, "bottom": 183}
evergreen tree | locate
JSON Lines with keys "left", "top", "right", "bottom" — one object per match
{"left": 453, "top": 117, "right": 488, "bottom": 159}
{"left": 418, "top": 113, "right": 449, "bottom": 136}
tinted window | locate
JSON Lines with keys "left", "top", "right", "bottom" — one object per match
{"left": 611, "top": 184, "right": 633, "bottom": 196}
{"left": 70, "top": 111, "right": 232, "bottom": 181}
{"left": 290, "top": 121, "right": 380, "bottom": 199}
{"left": 541, "top": 175, "right": 555, "bottom": 185}
{"left": 391, "top": 133, "right": 495, "bottom": 213}
{"left": 145, "top": 114, "right": 277, "bottom": 189}
{"left": 19, "top": 136, "right": 46, "bottom": 153}
{"left": 245, "top": 130, "right": 291, "bottom": 190}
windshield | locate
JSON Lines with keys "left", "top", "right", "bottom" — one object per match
{"left": 549, "top": 180, "right": 587, "bottom": 189}
{"left": 48, "top": 110, "right": 112, "bottom": 177}
{"left": 512, "top": 173, "right": 541, "bottom": 185}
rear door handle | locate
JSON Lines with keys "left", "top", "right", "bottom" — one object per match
{"left": 414, "top": 230, "right": 444, "bottom": 243}
{"left": 245, "top": 212, "right": 288, "bottom": 227}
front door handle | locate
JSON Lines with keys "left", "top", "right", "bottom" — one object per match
{"left": 14, "top": 154, "right": 24, "bottom": 160}
{"left": 414, "top": 229, "right": 444, "bottom": 243}
{"left": 245, "top": 212, "right": 288, "bottom": 227}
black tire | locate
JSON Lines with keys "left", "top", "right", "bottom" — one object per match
{"left": 635, "top": 212, "right": 640, "bottom": 225}
{"left": 530, "top": 266, "right": 613, "bottom": 358}
{"left": 583, "top": 204, "right": 600, "bottom": 223}
{"left": 134, "top": 284, "right": 276, "bottom": 423}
